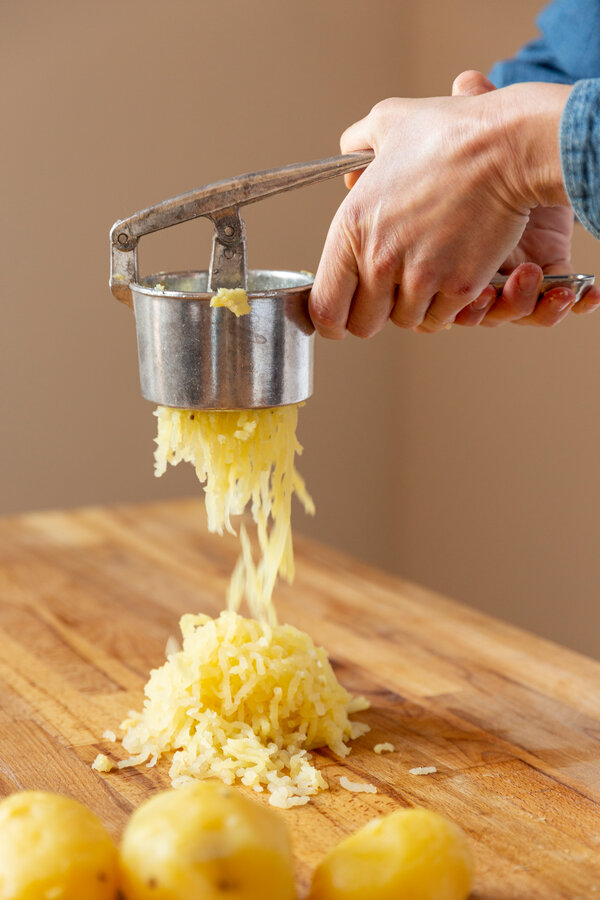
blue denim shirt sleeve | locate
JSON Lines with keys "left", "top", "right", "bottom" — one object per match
{"left": 488, "top": 0, "right": 600, "bottom": 238}
{"left": 489, "top": 0, "right": 600, "bottom": 87}
{"left": 560, "top": 79, "right": 600, "bottom": 238}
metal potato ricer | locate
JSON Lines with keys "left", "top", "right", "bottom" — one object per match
{"left": 109, "top": 151, "right": 374, "bottom": 410}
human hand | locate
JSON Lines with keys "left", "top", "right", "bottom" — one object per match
{"left": 449, "top": 71, "right": 600, "bottom": 328}
{"left": 309, "top": 77, "right": 572, "bottom": 338}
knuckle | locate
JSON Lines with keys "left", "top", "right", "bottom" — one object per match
{"left": 347, "top": 319, "right": 378, "bottom": 339}
{"left": 422, "top": 309, "right": 449, "bottom": 330}
{"left": 390, "top": 314, "right": 416, "bottom": 330}
{"left": 309, "top": 297, "right": 340, "bottom": 331}
{"left": 445, "top": 279, "right": 474, "bottom": 300}
{"left": 369, "top": 97, "right": 401, "bottom": 123}
{"left": 390, "top": 305, "right": 423, "bottom": 330}
{"left": 405, "top": 265, "right": 437, "bottom": 299}
{"left": 389, "top": 266, "right": 439, "bottom": 330}
{"left": 441, "top": 276, "right": 478, "bottom": 303}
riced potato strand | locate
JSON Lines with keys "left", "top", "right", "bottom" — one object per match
{"left": 154, "top": 404, "right": 314, "bottom": 623}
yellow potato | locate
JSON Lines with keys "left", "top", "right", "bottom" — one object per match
{"left": 0, "top": 791, "right": 118, "bottom": 900}
{"left": 307, "top": 808, "right": 473, "bottom": 900}
{"left": 119, "top": 781, "right": 297, "bottom": 900}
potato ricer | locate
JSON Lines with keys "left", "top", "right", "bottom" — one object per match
{"left": 109, "top": 151, "right": 373, "bottom": 410}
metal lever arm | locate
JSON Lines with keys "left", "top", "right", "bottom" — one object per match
{"left": 110, "top": 150, "right": 374, "bottom": 304}
{"left": 110, "top": 151, "right": 375, "bottom": 251}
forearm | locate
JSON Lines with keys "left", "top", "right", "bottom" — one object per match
{"left": 492, "top": 81, "right": 572, "bottom": 208}
{"left": 452, "top": 81, "right": 571, "bottom": 214}
{"left": 497, "top": 76, "right": 600, "bottom": 239}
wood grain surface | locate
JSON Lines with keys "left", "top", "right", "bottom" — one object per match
{"left": 0, "top": 498, "right": 599, "bottom": 898}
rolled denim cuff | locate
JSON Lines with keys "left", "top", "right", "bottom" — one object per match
{"left": 560, "top": 79, "right": 600, "bottom": 239}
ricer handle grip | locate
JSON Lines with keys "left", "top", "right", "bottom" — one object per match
{"left": 490, "top": 272, "right": 594, "bottom": 303}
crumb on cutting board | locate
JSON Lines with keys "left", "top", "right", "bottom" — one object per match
{"left": 165, "top": 635, "right": 181, "bottom": 657}
{"left": 92, "top": 753, "right": 114, "bottom": 773}
{"left": 409, "top": 766, "right": 437, "bottom": 776}
{"left": 339, "top": 775, "right": 377, "bottom": 794}
{"left": 374, "top": 742, "right": 395, "bottom": 754}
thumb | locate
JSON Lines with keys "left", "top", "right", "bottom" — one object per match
{"left": 452, "top": 69, "right": 496, "bottom": 97}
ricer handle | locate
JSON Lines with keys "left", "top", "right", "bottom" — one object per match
{"left": 110, "top": 151, "right": 374, "bottom": 304}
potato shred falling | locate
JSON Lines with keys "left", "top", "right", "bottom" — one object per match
{"left": 118, "top": 611, "right": 369, "bottom": 808}
{"left": 154, "top": 404, "right": 314, "bottom": 624}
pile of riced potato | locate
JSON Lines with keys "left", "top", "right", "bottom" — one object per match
{"left": 103, "top": 610, "right": 370, "bottom": 810}
{"left": 0, "top": 784, "right": 473, "bottom": 900}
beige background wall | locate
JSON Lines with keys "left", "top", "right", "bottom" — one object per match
{"left": 3, "top": 1, "right": 600, "bottom": 658}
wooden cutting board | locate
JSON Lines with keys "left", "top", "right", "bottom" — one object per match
{"left": 0, "top": 498, "right": 599, "bottom": 899}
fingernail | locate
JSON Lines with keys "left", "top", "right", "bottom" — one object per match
{"left": 548, "top": 288, "right": 575, "bottom": 311}
{"left": 471, "top": 286, "right": 496, "bottom": 310}
{"left": 518, "top": 269, "right": 542, "bottom": 293}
